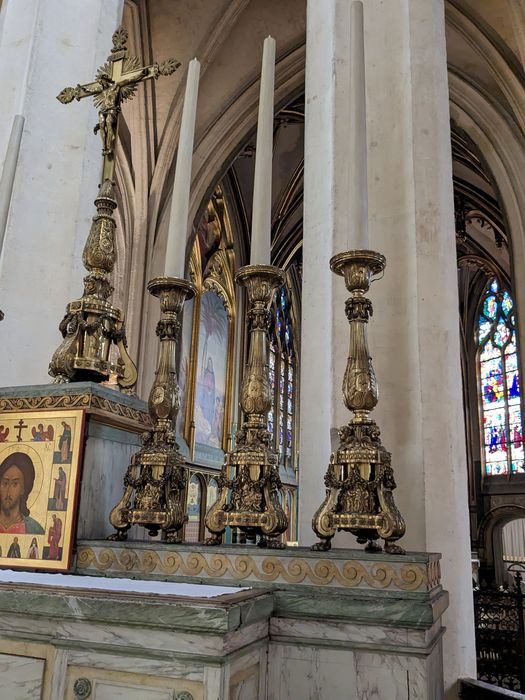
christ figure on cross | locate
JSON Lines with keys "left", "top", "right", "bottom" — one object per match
{"left": 57, "top": 27, "right": 180, "bottom": 163}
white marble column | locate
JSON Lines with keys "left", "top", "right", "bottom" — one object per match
{"left": 300, "top": 0, "right": 350, "bottom": 544}
{"left": 300, "top": 1, "right": 476, "bottom": 697}
{"left": 0, "top": 115, "right": 25, "bottom": 256}
{"left": 0, "top": 0, "right": 123, "bottom": 386}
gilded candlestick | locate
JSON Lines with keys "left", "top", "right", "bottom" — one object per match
{"left": 205, "top": 265, "right": 288, "bottom": 548}
{"left": 109, "top": 276, "right": 195, "bottom": 542}
{"left": 312, "top": 250, "right": 406, "bottom": 553}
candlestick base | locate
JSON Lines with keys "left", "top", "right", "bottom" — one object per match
{"left": 205, "top": 265, "right": 288, "bottom": 548}
{"left": 109, "top": 276, "right": 195, "bottom": 541}
{"left": 311, "top": 250, "right": 406, "bottom": 553}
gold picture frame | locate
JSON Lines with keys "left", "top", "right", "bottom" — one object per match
{"left": 0, "top": 409, "right": 85, "bottom": 571}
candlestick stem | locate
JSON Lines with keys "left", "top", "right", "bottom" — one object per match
{"left": 109, "top": 276, "right": 195, "bottom": 541}
{"left": 205, "top": 264, "right": 288, "bottom": 548}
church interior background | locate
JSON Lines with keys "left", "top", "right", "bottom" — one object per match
{"left": 0, "top": 0, "right": 524, "bottom": 698}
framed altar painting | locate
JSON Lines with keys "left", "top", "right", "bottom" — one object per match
{"left": 0, "top": 409, "right": 85, "bottom": 571}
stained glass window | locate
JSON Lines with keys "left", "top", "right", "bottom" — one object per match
{"left": 267, "top": 286, "right": 296, "bottom": 469}
{"left": 477, "top": 278, "right": 524, "bottom": 476}
{"left": 186, "top": 473, "right": 203, "bottom": 541}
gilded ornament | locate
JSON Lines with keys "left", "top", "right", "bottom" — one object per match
{"left": 311, "top": 250, "right": 406, "bottom": 553}
{"left": 49, "top": 27, "right": 181, "bottom": 390}
{"left": 77, "top": 544, "right": 438, "bottom": 593}
{"left": 205, "top": 265, "right": 288, "bottom": 548}
{"left": 109, "top": 277, "right": 195, "bottom": 542}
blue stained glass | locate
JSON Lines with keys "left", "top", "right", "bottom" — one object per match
{"left": 186, "top": 475, "right": 202, "bottom": 519}
{"left": 512, "top": 461, "right": 525, "bottom": 474}
{"left": 478, "top": 318, "right": 491, "bottom": 343}
{"left": 484, "top": 295, "right": 497, "bottom": 320}
{"left": 486, "top": 461, "right": 507, "bottom": 476}
{"left": 481, "top": 357, "right": 504, "bottom": 407}
{"left": 484, "top": 426, "right": 507, "bottom": 460}
{"left": 481, "top": 357, "right": 502, "bottom": 377}
{"left": 507, "top": 371, "right": 520, "bottom": 400}
{"left": 494, "top": 318, "right": 510, "bottom": 347}
{"left": 479, "top": 282, "right": 524, "bottom": 478}
{"left": 502, "top": 291, "right": 513, "bottom": 316}
{"left": 483, "top": 408, "right": 506, "bottom": 447}
{"left": 269, "top": 287, "right": 296, "bottom": 468}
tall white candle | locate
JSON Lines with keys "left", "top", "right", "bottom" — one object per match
{"left": 250, "top": 36, "right": 276, "bottom": 266}
{"left": 165, "top": 58, "right": 201, "bottom": 277}
{"left": 348, "top": 1, "right": 369, "bottom": 250}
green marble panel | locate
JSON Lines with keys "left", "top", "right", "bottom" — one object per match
{"left": 0, "top": 586, "right": 273, "bottom": 634}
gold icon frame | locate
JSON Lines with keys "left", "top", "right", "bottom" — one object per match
{"left": 0, "top": 409, "right": 85, "bottom": 571}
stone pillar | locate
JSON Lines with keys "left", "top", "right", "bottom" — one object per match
{"left": 300, "top": 1, "right": 476, "bottom": 697}
{"left": 300, "top": 0, "right": 350, "bottom": 546}
{"left": 0, "top": 0, "right": 123, "bottom": 386}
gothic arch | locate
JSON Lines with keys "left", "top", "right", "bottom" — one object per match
{"left": 478, "top": 505, "right": 525, "bottom": 582}
{"left": 446, "top": 0, "right": 525, "bottom": 132}
{"left": 448, "top": 71, "right": 525, "bottom": 431}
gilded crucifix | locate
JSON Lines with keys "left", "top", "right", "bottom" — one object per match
{"left": 57, "top": 26, "right": 180, "bottom": 182}
{"left": 49, "top": 27, "right": 180, "bottom": 389}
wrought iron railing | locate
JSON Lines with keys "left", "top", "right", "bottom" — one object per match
{"left": 474, "top": 564, "right": 525, "bottom": 692}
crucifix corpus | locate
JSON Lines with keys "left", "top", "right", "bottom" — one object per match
{"left": 49, "top": 27, "right": 180, "bottom": 390}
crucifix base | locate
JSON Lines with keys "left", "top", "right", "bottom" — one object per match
{"left": 48, "top": 180, "right": 137, "bottom": 392}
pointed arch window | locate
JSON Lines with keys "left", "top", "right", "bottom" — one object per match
{"left": 268, "top": 286, "right": 296, "bottom": 469}
{"left": 176, "top": 189, "right": 236, "bottom": 460}
{"left": 477, "top": 278, "right": 524, "bottom": 477}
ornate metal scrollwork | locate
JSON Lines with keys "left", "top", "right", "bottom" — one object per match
{"left": 205, "top": 265, "right": 288, "bottom": 548}
{"left": 312, "top": 250, "right": 406, "bottom": 553}
{"left": 50, "top": 26, "right": 180, "bottom": 391}
{"left": 109, "top": 277, "right": 195, "bottom": 542}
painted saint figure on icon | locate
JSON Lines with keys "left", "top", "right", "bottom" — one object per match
{"left": 27, "top": 537, "right": 39, "bottom": 559}
{"left": 52, "top": 467, "right": 67, "bottom": 510}
{"left": 46, "top": 514, "right": 62, "bottom": 560}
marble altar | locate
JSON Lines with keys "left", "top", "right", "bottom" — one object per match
{"left": 0, "top": 540, "right": 447, "bottom": 699}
